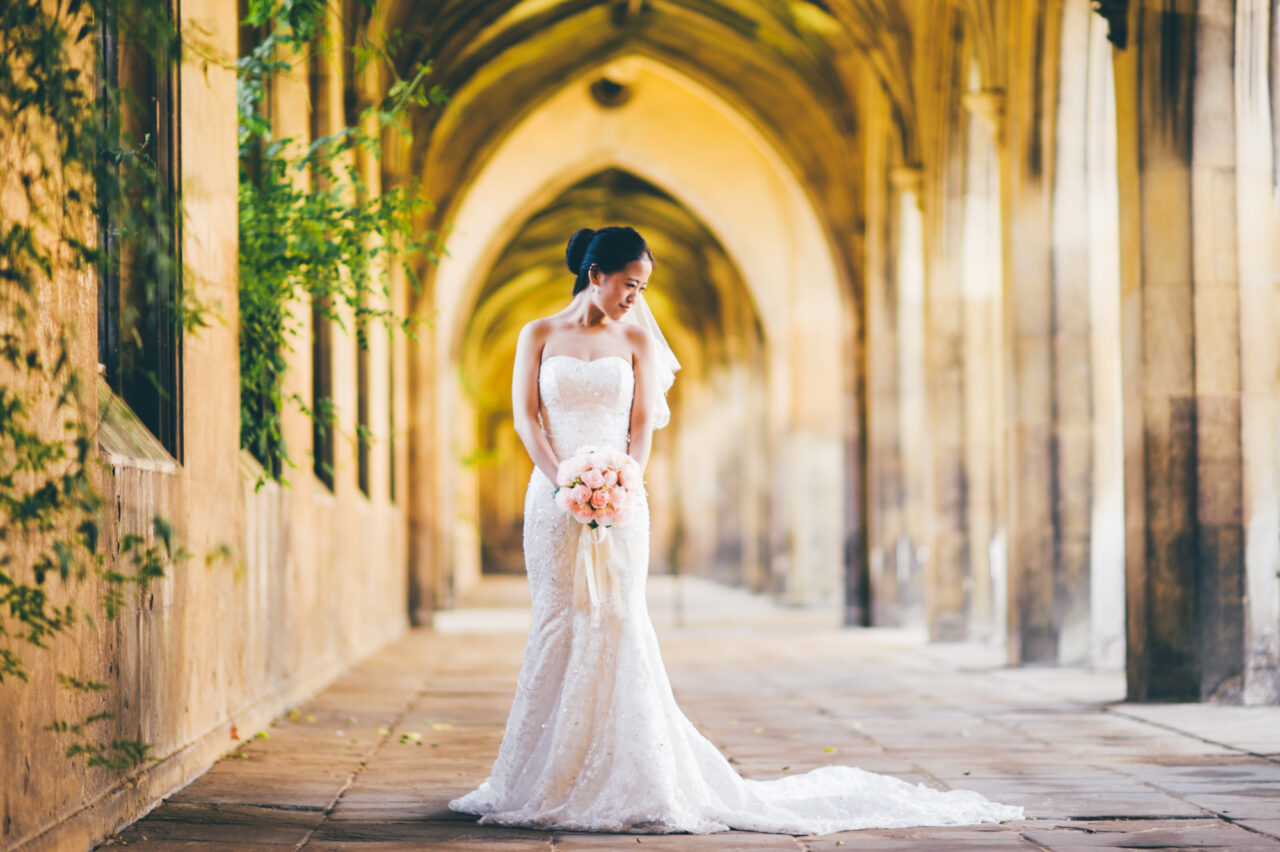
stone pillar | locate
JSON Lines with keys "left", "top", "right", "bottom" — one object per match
{"left": 1115, "top": 0, "right": 1270, "bottom": 701}
{"left": 865, "top": 98, "right": 906, "bottom": 626}
{"left": 999, "top": 0, "right": 1129, "bottom": 670}
{"left": 1082, "top": 5, "right": 1127, "bottom": 670}
{"left": 1235, "top": 0, "right": 1280, "bottom": 704}
{"left": 995, "top": 6, "right": 1060, "bottom": 666}
{"left": 1001, "top": 0, "right": 1113, "bottom": 667}
{"left": 925, "top": 122, "right": 972, "bottom": 641}
{"left": 892, "top": 166, "right": 929, "bottom": 629}
{"left": 1046, "top": 2, "right": 1101, "bottom": 664}
{"left": 402, "top": 142, "right": 441, "bottom": 624}
{"left": 960, "top": 89, "right": 1005, "bottom": 644}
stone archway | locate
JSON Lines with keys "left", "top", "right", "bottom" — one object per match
{"left": 421, "top": 55, "right": 852, "bottom": 607}
{"left": 458, "top": 168, "right": 769, "bottom": 589}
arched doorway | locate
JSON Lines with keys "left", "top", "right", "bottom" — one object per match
{"left": 460, "top": 168, "right": 769, "bottom": 591}
{"left": 415, "top": 56, "right": 853, "bottom": 609}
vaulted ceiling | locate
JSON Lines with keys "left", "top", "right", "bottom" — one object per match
{"left": 383, "top": 0, "right": 927, "bottom": 261}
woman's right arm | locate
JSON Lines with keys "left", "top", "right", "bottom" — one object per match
{"left": 512, "top": 320, "right": 562, "bottom": 484}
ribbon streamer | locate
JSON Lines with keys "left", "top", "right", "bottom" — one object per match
{"left": 573, "top": 524, "right": 625, "bottom": 625}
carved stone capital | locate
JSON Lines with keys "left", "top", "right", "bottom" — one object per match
{"left": 962, "top": 89, "right": 1006, "bottom": 147}
{"left": 889, "top": 166, "right": 924, "bottom": 202}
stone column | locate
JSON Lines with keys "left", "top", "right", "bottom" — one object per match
{"left": 1000, "top": 0, "right": 1113, "bottom": 667}
{"left": 925, "top": 125, "right": 972, "bottom": 641}
{"left": 866, "top": 99, "right": 906, "bottom": 626}
{"left": 1236, "top": 0, "right": 1280, "bottom": 704}
{"left": 891, "top": 165, "right": 929, "bottom": 629}
{"left": 1042, "top": 0, "right": 1109, "bottom": 666}
{"left": 1082, "top": 6, "right": 1127, "bottom": 670}
{"left": 1115, "top": 0, "right": 1266, "bottom": 701}
{"left": 992, "top": 3, "right": 1059, "bottom": 667}
{"left": 1047, "top": 1, "right": 1101, "bottom": 664}
{"left": 960, "top": 89, "right": 1005, "bottom": 644}
{"left": 402, "top": 143, "right": 441, "bottom": 625}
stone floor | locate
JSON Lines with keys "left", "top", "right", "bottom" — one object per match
{"left": 102, "top": 576, "right": 1280, "bottom": 851}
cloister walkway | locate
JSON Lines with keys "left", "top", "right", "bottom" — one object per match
{"left": 102, "top": 577, "right": 1280, "bottom": 851}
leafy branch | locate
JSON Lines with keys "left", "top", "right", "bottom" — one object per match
{"left": 237, "top": 0, "right": 449, "bottom": 483}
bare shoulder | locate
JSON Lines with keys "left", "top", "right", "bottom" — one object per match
{"left": 622, "top": 322, "right": 655, "bottom": 361}
{"left": 519, "top": 316, "right": 556, "bottom": 346}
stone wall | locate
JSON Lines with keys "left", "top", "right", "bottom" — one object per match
{"left": 0, "top": 4, "right": 410, "bottom": 850}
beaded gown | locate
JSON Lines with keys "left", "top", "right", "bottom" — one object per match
{"left": 448, "top": 354, "right": 1025, "bottom": 835}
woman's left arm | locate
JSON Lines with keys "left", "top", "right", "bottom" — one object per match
{"left": 627, "top": 327, "right": 659, "bottom": 470}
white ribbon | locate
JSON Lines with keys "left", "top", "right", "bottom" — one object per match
{"left": 573, "top": 524, "right": 624, "bottom": 625}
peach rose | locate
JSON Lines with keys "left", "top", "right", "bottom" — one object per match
{"left": 602, "top": 469, "right": 618, "bottom": 487}
{"left": 582, "top": 468, "right": 605, "bottom": 489}
{"left": 571, "top": 483, "right": 591, "bottom": 505}
{"left": 590, "top": 488, "right": 610, "bottom": 509}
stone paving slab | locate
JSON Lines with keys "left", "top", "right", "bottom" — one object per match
{"left": 102, "top": 576, "right": 1280, "bottom": 851}
{"left": 107, "top": 803, "right": 324, "bottom": 846}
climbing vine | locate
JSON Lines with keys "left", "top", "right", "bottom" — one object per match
{"left": 0, "top": 0, "right": 208, "bottom": 771}
{"left": 237, "top": 0, "right": 448, "bottom": 482}
{"left": 0, "top": 0, "right": 441, "bottom": 775}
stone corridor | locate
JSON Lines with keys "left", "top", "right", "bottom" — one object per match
{"left": 12, "top": 2, "right": 1280, "bottom": 849}
{"left": 102, "top": 578, "right": 1280, "bottom": 851}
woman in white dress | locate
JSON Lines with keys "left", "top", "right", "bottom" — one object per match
{"left": 448, "top": 226, "right": 1024, "bottom": 835}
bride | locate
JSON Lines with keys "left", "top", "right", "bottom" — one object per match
{"left": 448, "top": 226, "right": 1024, "bottom": 835}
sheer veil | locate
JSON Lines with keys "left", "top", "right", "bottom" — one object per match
{"left": 622, "top": 293, "right": 680, "bottom": 429}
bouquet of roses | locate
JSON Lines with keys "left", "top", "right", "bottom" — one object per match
{"left": 554, "top": 446, "right": 641, "bottom": 623}
{"left": 553, "top": 446, "right": 641, "bottom": 529}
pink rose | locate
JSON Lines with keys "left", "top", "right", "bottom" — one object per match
{"left": 571, "top": 483, "right": 591, "bottom": 505}
{"left": 572, "top": 506, "right": 594, "bottom": 524}
{"left": 597, "top": 507, "right": 617, "bottom": 526}
{"left": 582, "top": 468, "right": 605, "bottom": 489}
{"left": 603, "top": 469, "right": 618, "bottom": 487}
{"left": 590, "top": 488, "right": 610, "bottom": 509}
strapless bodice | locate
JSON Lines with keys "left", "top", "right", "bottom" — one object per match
{"left": 538, "top": 355, "right": 634, "bottom": 459}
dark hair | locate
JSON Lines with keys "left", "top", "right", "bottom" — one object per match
{"left": 565, "top": 226, "right": 655, "bottom": 295}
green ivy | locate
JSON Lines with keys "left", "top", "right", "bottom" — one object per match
{"left": 0, "top": 0, "right": 439, "bottom": 777}
{"left": 1, "top": 0, "right": 206, "bottom": 771}
{"left": 237, "top": 0, "right": 448, "bottom": 484}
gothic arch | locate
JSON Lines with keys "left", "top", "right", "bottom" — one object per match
{"left": 420, "top": 55, "right": 851, "bottom": 604}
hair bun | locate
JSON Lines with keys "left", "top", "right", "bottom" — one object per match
{"left": 566, "top": 228, "right": 595, "bottom": 275}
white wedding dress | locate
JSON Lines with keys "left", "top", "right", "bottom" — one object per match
{"left": 448, "top": 354, "right": 1024, "bottom": 835}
